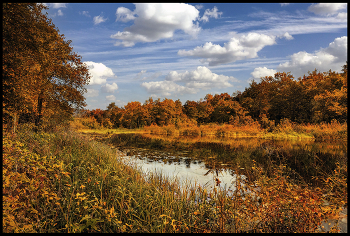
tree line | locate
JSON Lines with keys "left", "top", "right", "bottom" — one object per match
{"left": 79, "top": 63, "right": 347, "bottom": 129}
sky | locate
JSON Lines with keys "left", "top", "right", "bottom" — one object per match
{"left": 42, "top": 3, "right": 348, "bottom": 110}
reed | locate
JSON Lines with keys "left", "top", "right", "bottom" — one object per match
{"left": 3, "top": 124, "right": 346, "bottom": 233}
{"left": 141, "top": 119, "right": 347, "bottom": 141}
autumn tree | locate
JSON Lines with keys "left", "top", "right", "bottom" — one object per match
{"left": 309, "top": 68, "right": 347, "bottom": 123}
{"left": 105, "top": 102, "right": 124, "bottom": 128}
{"left": 195, "top": 94, "right": 214, "bottom": 124}
{"left": 183, "top": 100, "right": 199, "bottom": 121}
{"left": 122, "top": 101, "right": 144, "bottom": 129}
{"left": 3, "top": 3, "right": 90, "bottom": 132}
{"left": 240, "top": 80, "right": 271, "bottom": 121}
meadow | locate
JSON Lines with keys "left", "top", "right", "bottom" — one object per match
{"left": 2, "top": 121, "right": 347, "bottom": 233}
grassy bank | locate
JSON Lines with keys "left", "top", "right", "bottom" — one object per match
{"left": 142, "top": 120, "right": 347, "bottom": 141}
{"left": 70, "top": 117, "right": 347, "bottom": 141}
{"left": 3, "top": 125, "right": 347, "bottom": 233}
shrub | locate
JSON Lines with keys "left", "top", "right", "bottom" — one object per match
{"left": 80, "top": 117, "right": 102, "bottom": 129}
{"left": 181, "top": 125, "right": 201, "bottom": 136}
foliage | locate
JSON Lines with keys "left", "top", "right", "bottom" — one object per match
{"left": 3, "top": 127, "right": 346, "bottom": 233}
{"left": 3, "top": 3, "right": 90, "bottom": 131}
{"left": 80, "top": 63, "right": 347, "bottom": 139}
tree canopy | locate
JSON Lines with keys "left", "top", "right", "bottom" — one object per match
{"left": 81, "top": 63, "right": 347, "bottom": 130}
{"left": 3, "top": 3, "right": 90, "bottom": 131}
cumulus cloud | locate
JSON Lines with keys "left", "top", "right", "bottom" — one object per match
{"left": 249, "top": 67, "right": 277, "bottom": 82}
{"left": 101, "top": 82, "right": 118, "bottom": 93}
{"left": 336, "top": 12, "right": 347, "bottom": 20}
{"left": 106, "top": 95, "right": 116, "bottom": 101}
{"left": 277, "top": 36, "right": 347, "bottom": 78}
{"left": 166, "top": 66, "right": 238, "bottom": 90}
{"left": 141, "top": 81, "right": 196, "bottom": 96}
{"left": 84, "top": 61, "right": 115, "bottom": 85}
{"left": 142, "top": 66, "right": 238, "bottom": 96}
{"left": 85, "top": 88, "right": 99, "bottom": 98}
{"left": 308, "top": 3, "right": 347, "bottom": 16}
{"left": 116, "top": 7, "right": 136, "bottom": 22}
{"left": 111, "top": 3, "right": 200, "bottom": 47}
{"left": 200, "top": 6, "right": 223, "bottom": 22}
{"left": 93, "top": 14, "right": 107, "bottom": 25}
{"left": 280, "top": 32, "right": 293, "bottom": 40}
{"left": 178, "top": 32, "right": 276, "bottom": 66}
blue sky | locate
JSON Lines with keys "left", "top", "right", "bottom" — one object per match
{"left": 42, "top": 3, "right": 347, "bottom": 110}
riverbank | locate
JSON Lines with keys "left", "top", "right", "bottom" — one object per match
{"left": 71, "top": 117, "right": 347, "bottom": 141}
{"left": 3, "top": 125, "right": 346, "bottom": 233}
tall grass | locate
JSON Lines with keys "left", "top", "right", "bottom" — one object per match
{"left": 3, "top": 124, "right": 346, "bottom": 233}
{"left": 142, "top": 120, "right": 347, "bottom": 140}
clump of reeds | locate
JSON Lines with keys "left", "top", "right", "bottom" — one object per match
{"left": 3, "top": 124, "right": 346, "bottom": 233}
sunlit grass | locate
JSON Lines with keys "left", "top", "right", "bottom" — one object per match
{"left": 141, "top": 119, "right": 347, "bottom": 141}
{"left": 3, "top": 124, "right": 346, "bottom": 233}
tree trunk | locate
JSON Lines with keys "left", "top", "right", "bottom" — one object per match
{"left": 35, "top": 92, "right": 44, "bottom": 131}
{"left": 13, "top": 112, "right": 17, "bottom": 134}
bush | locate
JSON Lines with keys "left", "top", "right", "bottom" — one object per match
{"left": 80, "top": 117, "right": 102, "bottom": 129}
{"left": 181, "top": 125, "right": 201, "bottom": 136}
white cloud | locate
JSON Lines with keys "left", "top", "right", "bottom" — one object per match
{"left": 141, "top": 81, "right": 196, "bottom": 96}
{"left": 280, "top": 32, "right": 293, "bottom": 40}
{"left": 277, "top": 36, "right": 347, "bottom": 78}
{"left": 142, "top": 66, "right": 239, "bottom": 97}
{"left": 101, "top": 83, "right": 119, "bottom": 93}
{"left": 85, "top": 88, "right": 99, "bottom": 98}
{"left": 308, "top": 3, "right": 347, "bottom": 16}
{"left": 249, "top": 67, "right": 277, "bottom": 82}
{"left": 93, "top": 15, "right": 107, "bottom": 25}
{"left": 280, "top": 3, "right": 290, "bottom": 7}
{"left": 84, "top": 61, "right": 115, "bottom": 85}
{"left": 51, "top": 3, "right": 67, "bottom": 9}
{"left": 195, "top": 4, "right": 204, "bottom": 10}
{"left": 178, "top": 32, "right": 276, "bottom": 66}
{"left": 116, "top": 7, "right": 136, "bottom": 22}
{"left": 57, "top": 9, "right": 63, "bottom": 16}
{"left": 80, "top": 11, "right": 90, "bottom": 17}
{"left": 106, "top": 95, "right": 116, "bottom": 101}
{"left": 111, "top": 3, "right": 201, "bottom": 47}
{"left": 336, "top": 12, "right": 347, "bottom": 20}
{"left": 166, "top": 66, "right": 238, "bottom": 90}
{"left": 200, "top": 6, "right": 223, "bottom": 22}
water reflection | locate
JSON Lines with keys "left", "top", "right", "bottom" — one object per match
{"left": 111, "top": 133, "right": 347, "bottom": 233}
{"left": 110, "top": 133, "right": 347, "bottom": 187}
{"left": 117, "top": 147, "right": 243, "bottom": 192}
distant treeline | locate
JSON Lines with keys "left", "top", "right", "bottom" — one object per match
{"left": 78, "top": 64, "right": 347, "bottom": 129}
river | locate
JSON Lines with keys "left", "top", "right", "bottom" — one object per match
{"left": 108, "top": 133, "right": 347, "bottom": 233}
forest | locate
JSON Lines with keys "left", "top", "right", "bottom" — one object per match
{"left": 77, "top": 65, "right": 347, "bottom": 133}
